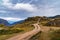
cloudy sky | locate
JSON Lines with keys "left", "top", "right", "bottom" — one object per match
{"left": 0, "top": 0, "right": 60, "bottom": 21}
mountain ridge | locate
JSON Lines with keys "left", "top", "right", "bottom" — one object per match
{"left": 0, "top": 15, "right": 60, "bottom": 26}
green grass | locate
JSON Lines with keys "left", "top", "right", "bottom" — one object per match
{"left": 0, "top": 16, "right": 60, "bottom": 40}
{"left": 0, "top": 21, "right": 34, "bottom": 40}
{"left": 51, "top": 29, "right": 60, "bottom": 40}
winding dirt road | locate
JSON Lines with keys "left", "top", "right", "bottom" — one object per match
{"left": 6, "top": 23, "right": 41, "bottom": 40}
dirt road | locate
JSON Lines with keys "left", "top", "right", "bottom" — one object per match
{"left": 6, "top": 23, "right": 41, "bottom": 40}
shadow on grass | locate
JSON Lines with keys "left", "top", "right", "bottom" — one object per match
{"left": 29, "top": 31, "right": 42, "bottom": 40}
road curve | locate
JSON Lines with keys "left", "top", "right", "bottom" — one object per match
{"left": 6, "top": 23, "right": 41, "bottom": 40}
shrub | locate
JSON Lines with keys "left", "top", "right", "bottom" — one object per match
{"left": 0, "top": 29, "right": 24, "bottom": 35}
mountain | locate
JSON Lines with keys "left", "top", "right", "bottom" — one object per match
{"left": 0, "top": 16, "right": 60, "bottom": 40}
{"left": 0, "top": 15, "right": 60, "bottom": 26}
{"left": 0, "top": 18, "right": 9, "bottom": 26}
{"left": 44, "top": 19, "right": 60, "bottom": 27}
{"left": 43, "top": 15, "right": 60, "bottom": 27}
{"left": 10, "top": 20, "right": 24, "bottom": 25}
{"left": 24, "top": 15, "right": 60, "bottom": 27}
{"left": 0, "top": 18, "right": 24, "bottom": 26}
{"left": 54, "top": 15, "right": 60, "bottom": 18}
{"left": 8, "top": 21, "right": 16, "bottom": 24}
{"left": 49, "top": 15, "right": 60, "bottom": 19}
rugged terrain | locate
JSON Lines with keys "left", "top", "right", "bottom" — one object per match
{"left": 0, "top": 15, "right": 60, "bottom": 40}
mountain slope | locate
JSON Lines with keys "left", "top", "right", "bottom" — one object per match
{"left": 44, "top": 15, "right": 60, "bottom": 27}
{"left": 0, "top": 18, "right": 9, "bottom": 26}
{"left": 12, "top": 20, "right": 24, "bottom": 25}
{"left": 0, "top": 18, "right": 24, "bottom": 26}
{"left": 49, "top": 15, "right": 60, "bottom": 19}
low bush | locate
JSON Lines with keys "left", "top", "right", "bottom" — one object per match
{"left": 0, "top": 29, "right": 24, "bottom": 35}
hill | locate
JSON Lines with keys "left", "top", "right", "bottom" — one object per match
{"left": 12, "top": 20, "right": 24, "bottom": 25}
{"left": 44, "top": 15, "right": 60, "bottom": 27}
{"left": 0, "top": 18, "right": 34, "bottom": 40}
{"left": 49, "top": 15, "right": 60, "bottom": 19}
{"left": 44, "top": 18, "right": 60, "bottom": 27}
{"left": 0, "top": 15, "right": 60, "bottom": 40}
{"left": 0, "top": 18, "right": 24, "bottom": 26}
{"left": 0, "top": 15, "right": 60, "bottom": 27}
{"left": 0, "top": 18, "right": 10, "bottom": 26}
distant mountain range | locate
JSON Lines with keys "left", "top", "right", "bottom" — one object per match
{"left": 0, "top": 18, "right": 24, "bottom": 26}
{"left": 0, "top": 15, "right": 60, "bottom": 26}
{"left": 49, "top": 15, "right": 60, "bottom": 19}
{"left": 0, "top": 19, "right": 9, "bottom": 26}
{"left": 11, "top": 20, "right": 24, "bottom": 25}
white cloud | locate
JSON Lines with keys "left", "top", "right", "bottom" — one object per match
{"left": 0, "top": 17, "right": 23, "bottom": 21}
{"left": 3, "top": 0, "right": 9, "bottom": 3}
{"left": 3, "top": 0, "right": 10, "bottom": 5}
{"left": 2, "top": 0, "right": 59, "bottom": 17}
{"left": 13, "top": 3, "right": 36, "bottom": 12}
{"left": 30, "top": 5, "right": 58, "bottom": 16}
{"left": 2, "top": 0, "right": 37, "bottom": 12}
{"left": 2, "top": 0, "right": 13, "bottom": 8}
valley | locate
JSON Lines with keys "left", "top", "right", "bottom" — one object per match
{"left": 0, "top": 15, "right": 60, "bottom": 40}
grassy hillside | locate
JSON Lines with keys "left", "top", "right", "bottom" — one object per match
{"left": 24, "top": 16, "right": 60, "bottom": 40}
{"left": 26, "top": 16, "right": 60, "bottom": 40}
{"left": 0, "top": 15, "right": 60, "bottom": 40}
{"left": 44, "top": 18, "right": 60, "bottom": 27}
{"left": 0, "top": 21, "right": 34, "bottom": 40}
